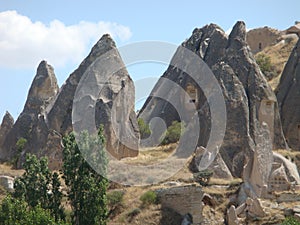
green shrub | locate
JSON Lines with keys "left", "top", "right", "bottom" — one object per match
{"left": 126, "top": 208, "right": 141, "bottom": 222}
{"left": 255, "top": 53, "right": 276, "bottom": 80}
{"left": 140, "top": 191, "right": 158, "bottom": 206}
{"left": 107, "top": 190, "right": 124, "bottom": 208}
{"left": 161, "top": 121, "right": 184, "bottom": 145}
{"left": 194, "top": 169, "right": 214, "bottom": 186}
{"left": 138, "top": 118, "right": 151, "bottom": 139}
{"left": 0, "top": 195, "right": 69, "bottom": 225}
{"left": 281, "top": 216, "right": 300, "bottom": 225}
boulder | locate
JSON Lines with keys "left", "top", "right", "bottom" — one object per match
{"left": 190, "top": 146, "right": 233, "bottom": 179}
{"left": 0, "top": 175, "right": 14, "bottom": 192}
{"left": 276, "top": 38, "right": 300, "bottom": 150}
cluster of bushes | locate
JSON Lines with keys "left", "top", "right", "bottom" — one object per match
{"left": 0, "top": 127, "right": 108, "bottom": 225}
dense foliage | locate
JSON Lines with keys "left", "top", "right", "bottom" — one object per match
{"left": 13, "top": 154, "right": 65, "bottom": 221}
{"left": 62, "top": 126, "right": 108, "bottom": 225}
{"left": 0, "top": 195, "right": 68, "bottom": 225}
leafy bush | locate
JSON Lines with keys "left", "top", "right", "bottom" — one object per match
{"left": 194, "top": 169, "right": 214, "bottom": 186}
{"left": 161, "top": 121, "right": 184, "bottom": 145}
{"left": 13, "top": 154, "right": 65, "bottom": 222}
{"left": 138, "top": 118, "right": 151, "bottom": 139}
{"left": 0, "top": 195, "right": 69, "bottom": 225}
{"left": 281, "top": 216, "right": 300, "bottom": 225}
{"left": 140, "top": 191, "right": 158, "bottom": 206}
{"left": 107, "top": 191, "right": 124, "bottom": 208}
{"left": 107, "top": 190, "right": 125, "bottom": 217}
{"left": 255, "top": 53, "right": 276, "bottom": 80}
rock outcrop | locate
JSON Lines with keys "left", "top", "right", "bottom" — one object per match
{"left": 139, "top": 21, "right": 287, "bottom": 179}
{"left": 71, "top": 34, "right": 139, "bottom": 159}
{"left": 0, "top": 35, "right": 139, "bottom": 167}
{"left": 0, "top": 112, "right": 14, "bottom": 148}
{"left": 0, "top": 61, "right": 59, "bottom": 163}
{"left": 276, "top": 38, "right": 300, "bottom": 150}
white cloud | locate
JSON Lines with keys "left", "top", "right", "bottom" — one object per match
{"left": 0, "top": 10, "right": 132, "bottom": 68}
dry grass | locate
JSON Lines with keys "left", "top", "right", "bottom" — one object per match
{"left": 257, "top": 37, "right": 298, "bottom": 90}
{"left": 0, "top": 163, "right": 24, "bottom": 177}
{"left": 123, "top": 143, "right": 177, "bottom": 165}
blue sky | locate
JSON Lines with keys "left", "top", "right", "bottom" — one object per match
{"left": 0, "top": 0, "right": 299, "bottom": 120}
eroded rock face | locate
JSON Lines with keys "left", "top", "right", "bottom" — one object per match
{"left": 139, "top": 21, "right": 287, "bottom": 178}
{"left": 0, "top": 61, "right": 59, "bottom": 163}
{"left": 276, "top": 38, "right": 300, "bottom": 150}
{"left": 72, "top": 34, "right": 139, "bottom": 159}
{"left": 1, "top": 35, "right": 139, "bottom": 167}
{"left": 0, "top": 112, "right": 14, "bottom": 148}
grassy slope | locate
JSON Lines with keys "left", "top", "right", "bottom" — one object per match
{"left": 256, "top": 37, "right": 298, "bottom": 90}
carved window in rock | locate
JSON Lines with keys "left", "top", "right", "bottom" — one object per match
{"left": 298, "top": 124, "right": 300, "bottom": 140}
{"left": 186, "top": 84, "right": 198, "bottom": 104}
{"left": 259, "top": 42, "right": 262, "bottom": 50}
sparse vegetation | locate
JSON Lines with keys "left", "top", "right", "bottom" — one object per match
{"left": 138, "top": 118, "right": 151, "bottom": 139}
{"left": 140, "top": 191, "right": 158, "bottom": 207}
{"left": 194, "top": 170, "right": 213, "bottom": 186}
{"left": 107, "top": 190, "right": 124, "bottom": 218}
{"left": 255, "top": 53, "right": 276, "bottom": 80}
{"left": 12, "top": 137, "right": 28, "bottom": 168}
{"left": 281, "top": 216, "right": 300, "bottom": 225}
{"left": 161, "top": 121, "right": 184, "bottom": 145}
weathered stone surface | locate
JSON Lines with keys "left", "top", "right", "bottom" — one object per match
{"left": 190, "top": 146, "right": 233, "bottom": 179}
{"left": 70, "top": 34, "right": 139, "bottom": 159}
{"left": 0, "top": 61, "right": 59, "bottom": 163}
{"left": 272, "top": 152, "right": 300, "bottom": 184}
{"left": 139, "top": 21, "right": 287, "bottom": 179}
{"left": 276, "top": 38, "right": 300, "bottom": 150}
{"left": 0, "top": 175, "right": 14, "bottom": 192}
{"left": 0, "top": 111, "right": 14, "bottom": 148}
{"left": 227, "top": 205, "right": 240, "bottom": 225}
{"left": 157, "top": 184, "right": 203, "bottom": 224}
{"left": 0, "top": 35, "right": 139, "bottom": 167}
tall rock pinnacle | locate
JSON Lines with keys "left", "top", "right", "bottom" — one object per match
{"left": 276, "top": 38, "right": 300, "bottom": 150}
{"left": 0, "top": 61, "right": 59, "bottom": 163}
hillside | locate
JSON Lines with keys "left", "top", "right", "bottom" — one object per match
{"left": 255, "top": 35, "right": 298, "bottom": 90}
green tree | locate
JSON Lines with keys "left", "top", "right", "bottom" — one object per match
{"left": 138, "top": 118, "right": 151, "bottom": 139}
{"left": 0, "top": 195, "right": 68, "bottom": 225}
{"left": 13, "top": 137, "right": 27, "bottom": 168}
{"left": 13, "top": 154, "right": 65, "bottom": 222}
{"left": 62, "top": 126, "right": 108, "bottom": 225}
{"left": 161, "top": 121, "right": 184, "bottom": 145}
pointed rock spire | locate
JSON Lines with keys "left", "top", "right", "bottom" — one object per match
{"left": 24, "top": 60, "right": 59, "bottom": 114}
{"left": 228, "top": 21, "right": 247, "bottom": 49}
{"left": 0, "top": 111, "right": 14, "bottom": 147}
